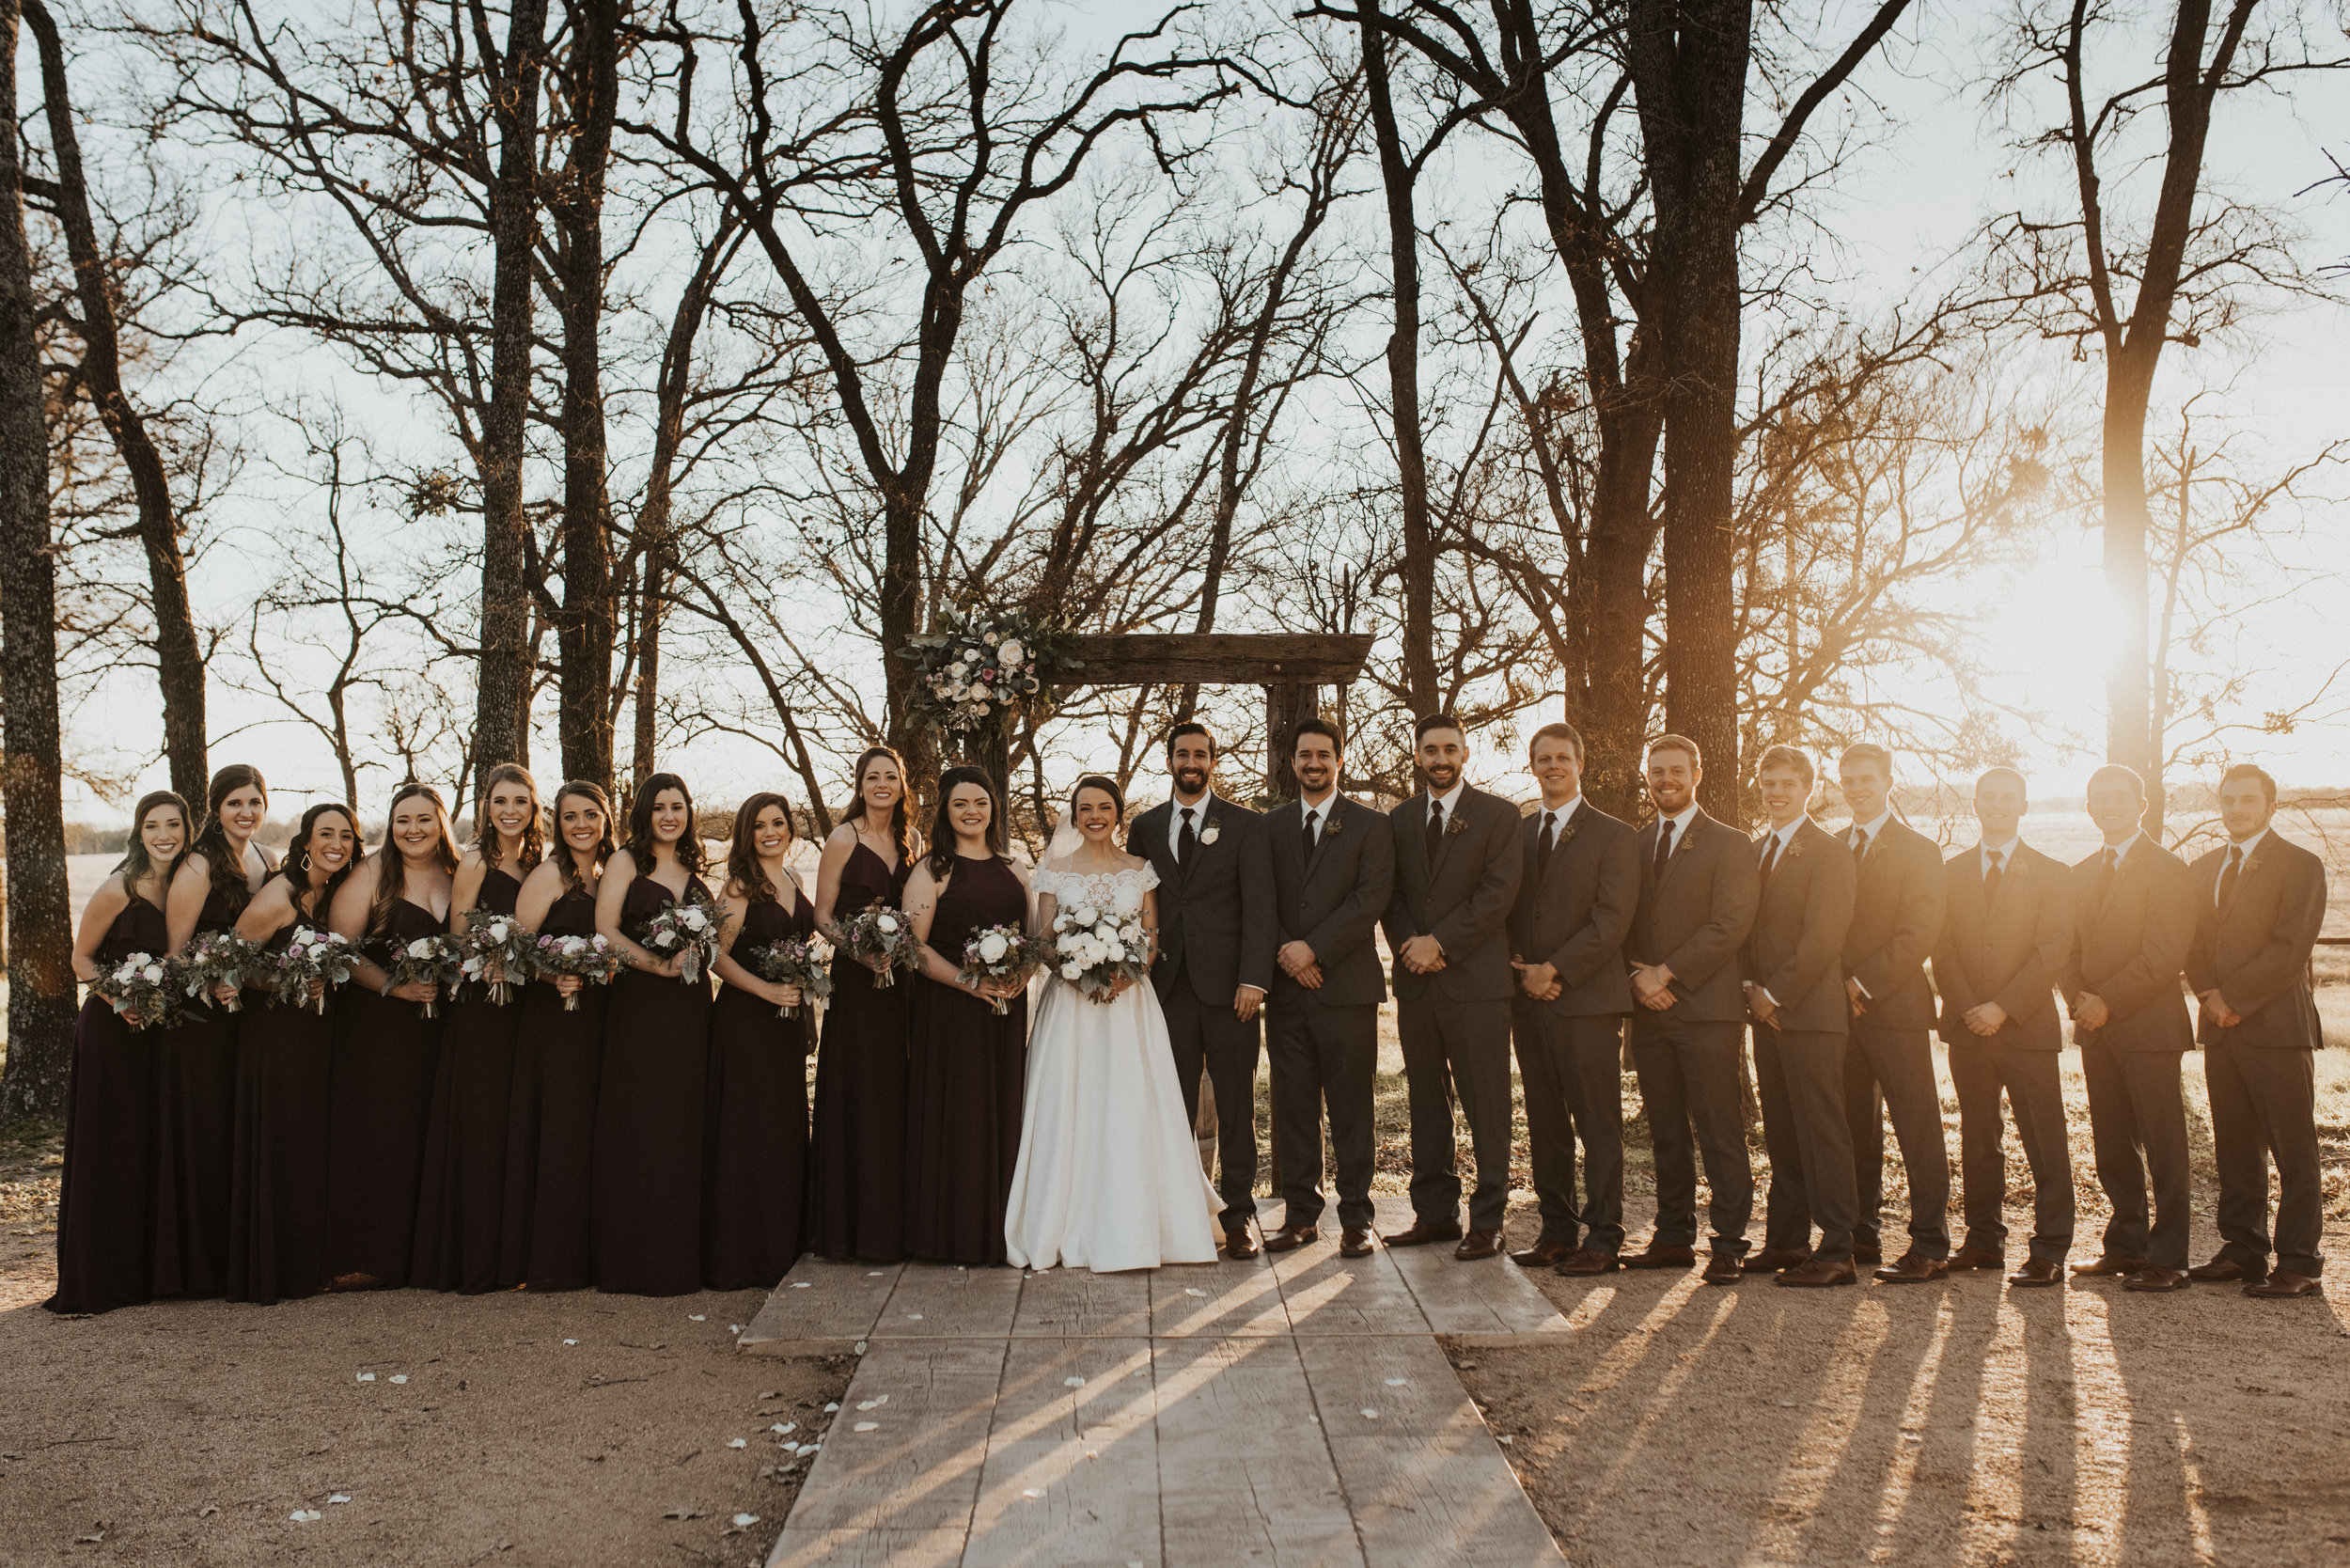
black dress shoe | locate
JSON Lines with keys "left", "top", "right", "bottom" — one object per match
{"left": 1511, "top": 1237, "right": 1576, "bottom": 1268}
{"left": 1382, "top": 1218, "right": 1464, "bottom": 1248}
{"left": 1223, "top": 1227, "right": 1260, "bottom": 1261}
{"left": 1454, "top": 1230, "right": 1502, "bottom": 1261}
{"left": 1338, "top": 1229, "right": 1375, "bottom": 1258}
{"left": 1263, "top": 1223, "right": 1318, "bottom": 1253}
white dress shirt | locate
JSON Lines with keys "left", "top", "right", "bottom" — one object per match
{"left": 1848, "top": 808, "right": 1893, "bottom": 855}
{"left": 1979, "top": 836, "right": 2019, "bottom": 880}
{"left": 1299, "top": 786, "right": 1339, "bottom": 849}
{"left": 1168, "top": 791, "right": 1221, "bottom": 863}
{"left": 1534, "top": 794, "right": 1581, "bottom": 851}
{"left": 2216, "top": 827, "right": 2267, "bottom": 903}
{"left": 1423, "top": 779, "right": 1466, "bottom": 827}
{"left": 1758, "top": 815, "right": 1803, "bottom": 867}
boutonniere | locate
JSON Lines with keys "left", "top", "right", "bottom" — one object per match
{"left": 2242, "top": 854, "right": 2263, "bottom": 878}
{"left": 1784, "top": 836, "right": 1807, "bottom": 860}
{"left": 1556, "top": 821, "right": 1579, "bottom": 848}
{"left": 1199, "top": 819, "right": 1221, "bottom": 846}
{"left": 1322, "top": 809, "right": 1343, "bottom": 838}
{"left": 1446, "top": 812, "right": 1468, "bottom": 838}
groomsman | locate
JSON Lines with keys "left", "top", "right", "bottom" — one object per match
{"left": 1381, "top": 714, "right": 1524, "bottom": 1260}
{"left": 1261, "top": 718, "right": 1395, "bottom": 1258}
{"left": 2063, "top": 764, "right": 2197, "bottom": 1293}
{"left": 1134, "top": 723, "right": 1277, "bottom": 1259}
{"left": 2185, "top": 763, "right": 2329, "bottom": 1298}
{"left": 1739, "top": 745, "right": 1860, "bottom": 1287}
{"left": 1931, "top": 767, "right": 2076, "bottom": 1287}
{"left": 1623, "top": 735, "right": 1760, "bottom": 1286}
{"left": 1837, "top": 744, "right": 1951, "bottom": 1282}
{"left": 1505, "top": 722, "right": 1639, "bottom": 1276}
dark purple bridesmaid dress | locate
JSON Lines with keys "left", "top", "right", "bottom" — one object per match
{"left": 226, "top": 914, "right": 335, "bottom": 1305}
{"left": 45, "top": 891, "right": 168, "bottom": 1314}
{"left": 153, "top": 887, "right": 243, "bottom": 1298}
{"left": 808, "top": 842, "right": 912, "bottom": 1262}
{"left": 590, "top": 874, "right": 714, "bottom": 1295}
{"left": 500, "top": 886, "right": 605, "bottom": 1290}
{"left": 321, "top": 899, "right": 446, "bottom": 1288}
{"left": 702, "top": 890, "right": 815, "bottom": 1290}
{"left": 903, "top": 855, "right": 1028, "bottom": 1266}
{"left": 411, "top": 868, "right": 524, "bottom": 1294}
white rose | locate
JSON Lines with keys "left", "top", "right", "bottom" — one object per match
{"left": 407, "top": 938, "right": 434, "bottom": 959}
{"left": 144, "top": 964, "right": 164, "bottom": 984}
{"left": 977, "top": 932, "right": 1009, "bottom": 963}
{"left": 1120, "top": 923, "right": 1141, "bottom": 943}
{"left": 487, "top": 920, "right": 510, "bottom": 942}
{"left": 996, "top": 637, "right": 1026, "bottom": 666}
{"left": 875, "top": 912, "right": 901, "bottom": 934}
{"left": 1072, "top": 904, "right": 1098, "bottom": 928}
{"left": 1060, "top": 961, "right": 1083, "bottom": 980}
{"left": 682, "top": 908, "right": 709, "bottom": 932}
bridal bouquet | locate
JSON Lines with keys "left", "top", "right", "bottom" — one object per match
{"left": 957, "top": 922, "right": 1044, "bottom": 1015}
{"left": 174, "top": 931, "right": 258, "bottom": 1014}
{"left": 455, "top": 911, "right": 536, "bottom": 1005}
{"left": 382, "top": 933, "right": 463, "bottom": 1019}
{"left": 744, "top": 934, "right": 835, "bottom": 1020}
{"left": 530, "top": 932, "right": 623, "bottom": 1011}
{"left": 844, "top": 905, "right": 920, "bottom": 989}
{"left": 259, "top": 926, "right": 356, "bottom": 1014}
{"left": 89, "top": 950, "right": 180, "bottom": 1029}
{"left": 1048, "top": 900, "right": 1151, "bottom": 1004}
{"left": 634, "top": 885, "right": 724, "bottom": 984}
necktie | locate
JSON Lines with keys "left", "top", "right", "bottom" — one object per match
{"left": 1851, "top": 827, "right": 1870, "bottom": 867}
{"left": 1759, "top": 832, "right": 1781, "bottom": 884}
{"left": 1982, "top": 848, "right": 2003, "bottom": 902}
{"left": 2095, "top": 845, "right": 2117, "bottom": 906}
{"left": 1177, "top": 807, "right": 1197, "bottom": 865}
{"left": 1536, "top": 811, "right": 1557, "bottom": 878}
{"left": 1301, "top": 808, "right": 1319, "bottom": 861}
{"left": 1653, "top": 818, "right": 1675, "bottom": 878}
{"left": 1424, "top": 799, "right": 1445, "bottom": 861}
{"left": 2216, "top": 845, "right": 2242, "bottom": 909}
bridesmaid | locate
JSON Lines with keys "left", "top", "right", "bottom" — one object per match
{"left": 413, "top": 764, "right": 542, "bottom": 1293}
{"left": 809, "top": 745, "right": 917, "bottom": 1262}
{"left": 590, "top": 771, "right": 715, "bottom": 1295}
{"left": 46, "top": 792, "right": 185, "bottom": 1314}
{"left": 501, "top": 779, "right": 614, "bottom": 1290}
{"left": 156, "top": 765, "right": 274, "bottom": 1298}
{"left": 704, "top": 792, "right": 817, "bottom": 1290}
{"left": 324, "top": 782, "right": 458, "bottom": 1289}
{"left": 227, "top": 803, "right": 359, "bottom": 1305}
{"left": 901, "top": 767, "right": 1030, "bottom": 1266}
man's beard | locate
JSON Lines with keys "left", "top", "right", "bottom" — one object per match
{"left": 1174, "top": 765, "right": 1210, "bottom": 794}
{"left": 1422, "top": 765, "right": 1459, "bottom": 791}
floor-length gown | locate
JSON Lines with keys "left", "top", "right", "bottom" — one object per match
{"left": 411, "top": 869, "right": 525, "bottom": 1294}
{"left": 904, "top": 855, "right": 1029, "bottom": 1266}
{"left": 1003, "top": 862, "right": 1220, "bottom": 1273}
{"left": 153, "top": 888, "right": 243, "bottom": 1298}
{"left": 702, "top": 893, "right": 816, "bottom": 1290}
{"left": 808, "top": 842, "right": 912, "bottom": 1261}
{"left": 45, "top": 893, "right": 169, "bottom": 1314}
{"left": 226, "top": 918, "right": 335, "bottom": 1305}
{"left": 322, "top": 900, "right": 447, "bottom": 1288}
{"left": 500, "top": 887, "right": 605, "bottom": 1290}
{"left": 591, "top": 874, "right": 714, "bottom": 1295}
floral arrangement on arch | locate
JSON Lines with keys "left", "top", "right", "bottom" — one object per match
{"left": 896, "top": 607, "right": 1075, "bottom": 741}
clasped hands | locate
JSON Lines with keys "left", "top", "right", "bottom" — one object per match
{"left": 1398, "top": 934, "right": 1446, "bottom": 975}
{"left": 1512, "top": 957, "right": 1561, "bottom": 1003}
{"left": 2196, "top": 988, "right": 2242, "bottom": 1028}
{"left": 1629, "top": 962, "right": 1676, "bottom": 1011}
{"left": 1277, "top": 939, "right": 1324, "bottom": 991}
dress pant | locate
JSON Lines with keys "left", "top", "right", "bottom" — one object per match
{"left": 1946, "top": 1041, "right": 2074, "bottom": 1262}
{"left": 1628, "top": 1011, "right": 1751, "bottom": 1256}
{"left": 1512, "top": 1007, "right": 1627, "bottom": 1256}
{"left": 1267, "top": 994, "right": 1379, "bottom": 1232}
{"left": 1751, "top": 1026, "right": 1857, "bottom": 1262}
{"left": 1843, "top": 1024, "right": 1951, "bottom": 1259}
{"left": 2078, "top": 1039, "right": 2191, "bottom": 1270}
{"left": 1398, "top": 996, "right": 1514, "bottom": 1231}
{"left": 2203, "top": 1040, "right": 2325, "bottom": 1278}
{"left": 1163, "top": 978, "right": 1262, "bottom": 1231}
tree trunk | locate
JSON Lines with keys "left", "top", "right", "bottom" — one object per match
{"left": 632, "top": 548, "right": 661, "bottom": 787}
{"left": 0, "top": 0, "right": 78, "bottom": 1119}
{"left": 25, "top": 0, "right": 207, "bottom": 802}
{"left": 2102, "top": 361, "right": 2157, "bottom": 819}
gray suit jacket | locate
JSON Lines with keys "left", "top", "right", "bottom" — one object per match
{"left": 1382, "top": 785, "right": 1523, "bottom": 1004}
{"left": 1741, "top": 818, "right": 1855, "bottom": 1035}
{"left": 2186, "top": 834, "right": 2326, "bottom": 1051}
{"left": 1932, "top": 842, "right": 2072, "bottom": 1051}
{"left": 1626, "top": 808, "right": 1759, "bottom": 1024}
{"left": 1506, "top": 800, "right": 1638, "bottom": 1018}
{"left": 1842, "top": 817, "right": 1947, "bottom": 1031}
{"left": 1133, "top": 794, "right": 1277, "bottom": 1007}
{"left": 2061, "top": 837, "right": 2195, "bottom": 1053}
{"left": 1265, "top": 793, "right": 1394, "bottom": 1007}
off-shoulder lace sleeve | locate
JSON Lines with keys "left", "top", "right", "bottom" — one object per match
{"left": 1134, "top": 862, "right": 1161, "bottom": 894}
{"left": 1030, "top": 865, "right": 1063, "bottom": 900}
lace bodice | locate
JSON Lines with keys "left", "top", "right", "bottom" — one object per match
{"left": 1031, "top": 861, "right": 1158, "bottom": 916}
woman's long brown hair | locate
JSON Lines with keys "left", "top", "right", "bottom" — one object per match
{"left": 924, "top": 766, "right": 1009, "bottom": 884}
{"left": 626, "top": 772, "right": 705, "bottom": 873}
{"left": 841, "top": 745, "right": 916, "bottom": 867}
{"left": 472, "top": 761, "right": 545, "bottom": 877}
{"left": 280, "top": 803, "right": 360, "bottom": 917}
{"left": 368, "top": 782, "right": 461, "bottom": 937}
{"left": 191, "top": 765, "right": 267, "bottom": 921}
{"left": 117, "top": 790, "right": 190, "bottom": 899}
{"left": 549, "top": 779, "right": 616, "bottom": 901}
{"left": 726, "top": 792, "right": 796, "bottom": 907}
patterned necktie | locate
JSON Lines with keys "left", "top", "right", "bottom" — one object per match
{"left": 1536, "top": 811, "right": 1558, "bottom": 877}
{"left": 1851, "top": 827, "right": 1870, "bottom": 868}
{"left": 1982, "top": 848, "right": 2004, "bottom": 902}
{"left": 1653, "top": 817, "right": 1675, "bottom": 878}
{"left": 1424, "top": 799, "right": 1445, "bottom": 861}
{"left": 2096, "top": 845, "right": 2118, "bottom": 906}
{"left": 2217, "top": 845, "right": 2243, "bottom": 909}
{"left": 1301, "top": 808, "right": 1319, "bottom": 861}
{"left": 1177, "top": 807, "right": 1198, "bottom": 865}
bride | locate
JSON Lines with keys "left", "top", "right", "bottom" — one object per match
{"left": 1003, "top": 775, "right": 1221, "bottom": 1272}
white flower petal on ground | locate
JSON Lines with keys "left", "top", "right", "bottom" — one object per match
{"left": 1385, "top": 1377, "right": 1409, "bottom": 1387}
{"left": 687, "top": 1314, "right": 706, "bottom": 1322}
{"left": 823, "top": 1403, "right": 840, "bottom": 1412}
{"left": 1360, "top": 1408, "right": 1379, "bottom": 1419}
{"left": 771, "top": 1422, "right": 795, "bottom": 1435}
{"left": 728, "top": 1438, "right": 747, "bottom": 1449}
{"left": 355, "top": 1372, "right": 375, "bottom": 1382}
{"left": 388, "top": 1375, "right": 408, "bottom": 1385}
{"left": 563, "top": 1339, "right": 578, "bottom": 1345}
{"left": 290, "top": 1510, "right": 322, "bottom": 1523}
{"left": 1063, "top": 1376, "right": 1085, "bottom": 1388}
{"left": 853, "top": 1421, "right": 879, "bottom": 1433}
{"left": 731, "top": 1513, "right": 760, "bottom": 1528}
{"left": 327, "top": 1495, "right": 352, "bottom": 1505}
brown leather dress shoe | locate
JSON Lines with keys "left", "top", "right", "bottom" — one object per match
{"left": 1743, "top": 1247, "right": 1812, "bottom": 1274}
{"left": 2122, "top": 1265, "right": 2190, "bottom": 1293}
{"left": 2070, "top": 1253, "right": 2145, "bottom": 1278}
{"left": 1622, "top": 1242, "right": 1698, "bottom": 1270}
{"left": 1454, "top": 1230, "right": 1502, "bottom": 1261}
{"left": 1554, "top": 1247, "right": 1620, "bottom": 1277}
{"left": 1263, "top": 1223, "right": 1319, "bottom": 1253}
{"left": 2187, "top": 1257, "right": 2264, "bottom": 1283}
{"left": 1701, "top": 1253, "right": 1745, "bottom": 1286}
{"left": 1339, "top": 1228, "right": 1375, "bottom": 1258}
{"left": 1224, "top": 1227, "right": 1260, "bottom": 1261}
{"left": 1852, "top": 1246, "right": 1883, "bottom": 1266}
{"left": 1776, "top": 1256, "right": 1858, "bottom": 1288}
{"left": 1511, "top": 1237, "right": 1576, "bottom": 1268}
{"left": 2006, "top": 1257, "right": 2062, "bottom": 1288}
{"left": 1947, "top": 1244, "right": 2005, "bottom": 1272}
{"left": 1874, "top": 1252, "right": 1950, "bottom": 1284}
{"left": 1382, "top": 1218, "right": 1464, "bottom": 1248}
{"left": 2244, "top": 1269, "right": 2322, "bottom": 1298}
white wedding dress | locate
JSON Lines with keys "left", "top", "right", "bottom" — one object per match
{"left": 1002, "top": 861, "right": 1222, "bottom": 1272}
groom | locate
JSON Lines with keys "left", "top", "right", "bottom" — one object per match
{"left": 1135, "top": 722, "right": 1277, "bottom": 1259}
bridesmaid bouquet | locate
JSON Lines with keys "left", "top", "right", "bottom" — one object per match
{"left": 382, "top": 933, "right": 464, "bottom": 1019}
{"left": 1047, "top": 901, "right": 1151, "bottom": 1004}
{"left": 261, "top": 927, "right": 356, "bottom": 1015}
{"left": 745, "top": 935, "right": 835, "bottom": 1020}
{"left": 530, "top": 933, "right": 623, "bottom": 1011}
{"left": 89, "top": 951, "right": 180, "bottom": 1029}
{"left": 844, "top": 905, "right": 919, "bottom": 988}
{"left": 956, "top": 923, "right": 1044, "bottom": 1015}
{"left": 635, "top": 886, "right": 724, "bottom": 984}
{"left": 455, "top": 911, "right": 535, "bottom": 1005}
{"left": 174, "top": 931, "right": 258, "bottom": 1013}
